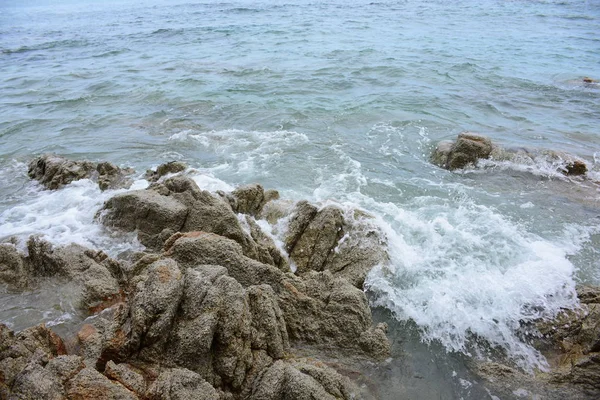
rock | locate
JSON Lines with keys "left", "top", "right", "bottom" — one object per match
{"left": 565, "top": 160, "right": 588, "bottom": 176}
{"left": 166, "top": 232, "right": 284, "bottom": 289}
{"left": 100, "top": 189, "right": 189, "bottom": 250}
{"left": 289, "top": 205, "right": 344, "bottom": 275}
{"left": 28, "top": 154, "right": 95, "bottom": 190}
{"left": 222, "top": 184, "right": 280, "bottom": 217}
{"left": 244, "top": 216, "right": 288, "bottom": 271}
{"left": 67, "top": 367, "right": 138, "bottom": 399}
{"left": 0, "top": 243, "right": 28, "bottom": 289}
{"left": 128, "top": 259, "right": 184, "bottom": 361}
{"left": 25, "top": 237, "right": 122, "bottom": 310}
{"left": 431, "top": 133, "right": 590, "bottom": 177}
{"left": 285, "top": 203, "right": 389, "bottom": 288}
{"left": 100, "top": 176, "right": 285, "bottom": 266}
{"left": 28, "top": 154, "right": 132, "bottom": 191}
{"left": 279, "top": 271, "right": 390, "bottom": 359}
{"left": 104, "top": 361, "right": 146, "bottom": 395}
{"left": 146, "top": 368, "right": 219, "bottom": 400}
{"left": 247, "top": 285, "right": 289, "bottom": 360}
{"left": 145, "top": 161, "right": 188, "bottom": 182}
{"left": 249, "top": 359, "right": 359, "bottom": 400}
{"left": 431, "top": 132, "right": 494, "bottom": 170}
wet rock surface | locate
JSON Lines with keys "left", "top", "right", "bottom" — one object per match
{"left": 2, "top": 157, "right": 395, "bottom": 399}
{"left": 431, "top": 132, "right": 590, "bottom": 176}
{"left": 28, "top": 154, "right": 133, "bottom": 191}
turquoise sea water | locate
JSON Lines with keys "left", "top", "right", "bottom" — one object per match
{"left": 1, "top": 0, "right": 600, "bottom": 398}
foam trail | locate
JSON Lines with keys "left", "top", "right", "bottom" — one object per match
{"left": 364, "top": 196, "right": 579, "bottom": 370}
{"left": 0, "top": 179, "right": 147, "bottom": 256}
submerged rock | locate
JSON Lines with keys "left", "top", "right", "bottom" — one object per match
{"left": 431, "top": 132, "right": 494, "bottom": 170}
{"left": 431, "top": 132, "right": 589, "bottom": 176}
{"left": 28, "top": 154, "right": 133, "bottom": 191}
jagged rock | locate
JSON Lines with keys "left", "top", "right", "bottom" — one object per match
{"left": 0, "top": 324, "right": 71, "bottom": 398}
{"left": 247, "top": 285, "right": 289, "bottom": 360}
{"left": 146, "top": 368, "right": 219, "bottom": 400}
{"left": 28, "top": 154, "right": 132, "bottom": 191}
{"left": 104, "top": 361, "right": 146, "bottom": 395}
{"left": 166, "top": 232, "right": 284, "bottom": 289}
{"left": 285, "top": 203, "right": 388, "bottom": 288}
{"left": 100, "top": 189, "right": 189, "bottom": 250}
{"left": 67, "top": 367, "right": 138, "bottom": 399}
{"left": 0, "top": 243, "right": 28, "bottom": 289}
{"left": 289, "top": 205, "right": 344, "bottom": 274}
{"left": 222, "top": 184, "right": 280, "bottom": 217}
{"left": 279, "top": 271, "right": 390, "bottom": 359}
{"left": 249, "top": 359, "right": 359, "bottom": 400}
{"left": 128, "top": 259, "right": 184, "bottom": 361}
{"left": 431, "top": 132, "right": 494, "bottom": 170}
{"left": 25, "top": 237, "right": 122, "bottom": 310}
{"left": 100, "top": 177, "right": 285, "bottom": 267}
{"left": 145, "top": 161, "right": 188, "bottom": 182}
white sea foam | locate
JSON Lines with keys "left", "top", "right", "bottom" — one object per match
{"left": 364, "top": 195, "right": 580, "bottom": 370}
{"left": 168, "top": 128, "right": 309, "bottom": 176}
{"left": 0, "top": 179, "right": 145, "bottom": 256}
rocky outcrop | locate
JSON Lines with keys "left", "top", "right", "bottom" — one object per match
{"left": 28, "top": 154, "right": 133, "bottom": 191}
{"left": 100, "top": 176, "right": 284, "bottom": 268}
{"left": 431, "top": 132, "right": 589, "bottom": 175}
{"left": 2, "top": 157, "right": 393, "bottom": 399}
{"left": 283, "top": 202, "right": 389, "bottom": 288}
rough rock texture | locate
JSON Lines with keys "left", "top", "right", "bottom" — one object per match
{"left": 0, "top": 243, "right": 28, "bottom": 290}
{"left": 146, "top": 368, "right": 219, "bottom": 400}
{"left": 284, "top": 202, "right": 389, "bottom": 288}
{"left": 145, "top": 161, "right": 188, "bottom": 183}
{"left": 249, "top": 359, "right": 360, "bottom": 400}
{"left": 67, "top": 367, "right": 138, "bottom": 399}
{"left": 431, "top": 132, "right": 494, "bottom": 170}
{"left": 28, "top": 154, "right": 133, "bottom": 191}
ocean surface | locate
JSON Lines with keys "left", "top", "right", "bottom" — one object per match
{"left": 1, "top": 0, "right": 599, "bottom": 398}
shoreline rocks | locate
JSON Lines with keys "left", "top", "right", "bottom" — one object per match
{"left": 1, "top": 157, "right": 392, "bottom": 399}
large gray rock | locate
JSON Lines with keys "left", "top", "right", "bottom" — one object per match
{"left": 166, "top": 232, "right": 284, "bottom": 289}
{"left": 100, "top": 176, "right": 285, "bottom": 267}
{"left": 28, "top": 154, "right": 132, "bottom": 191}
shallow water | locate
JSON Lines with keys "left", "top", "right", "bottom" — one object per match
{"left": 1, "top": 0, "right": 600, "bottom": 398}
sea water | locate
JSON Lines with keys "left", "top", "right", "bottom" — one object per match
{"left": 1, "top": 0, "right": 599, "bottom": 398}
